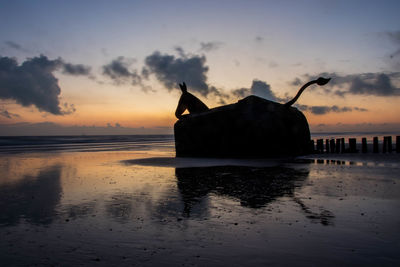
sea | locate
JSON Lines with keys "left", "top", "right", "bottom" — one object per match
{"left": 0, "top": 131, "right": 398, "bottom": 154}
{"left": 0, "top": 133, "right": 399, "bottom": 266}
{"left": 0, "top": 135, "right": 175, "bottom": 154}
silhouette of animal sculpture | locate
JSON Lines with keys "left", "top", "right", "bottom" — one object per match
{"left": 174, "top": 77, "right": 331, "bottom": 158}
{"left": 175, "top": 82, "right": 209, "bottom": 119}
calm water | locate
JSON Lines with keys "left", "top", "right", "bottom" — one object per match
{"left": 0, "top": 135, "right": 399, "bottom": 266}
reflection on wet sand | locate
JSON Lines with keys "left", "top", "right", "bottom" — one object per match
{"left": 105, "top": 193, "right": 134, "bottom": 223}
{"left": 0, "top": 165, "right": 62, "bottom": 226}
{"left": 97, "top": 164, "right": 335, "bottom": 226}
{"left": 63, "top": 201, "right": 97, "bottom": 220}
{"left": 0, "top": 150, "right": 398, "bottom": 266}
{"left": 292, "top": 197, "right": 334, "bottom": 225}
{"left": 176, "top": 165, "right": 334, "bottom": 225}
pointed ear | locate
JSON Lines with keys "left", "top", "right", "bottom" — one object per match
{"left": 179, "top": 82, "right": 187, "bottom": 93}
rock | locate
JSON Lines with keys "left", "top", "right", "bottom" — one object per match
{"left": 174, "top": 95, "right": 311, "bottom": 158}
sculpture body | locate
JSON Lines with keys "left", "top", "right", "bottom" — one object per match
{"left": 174, "top": 95, "right": 311, "bottom": 158}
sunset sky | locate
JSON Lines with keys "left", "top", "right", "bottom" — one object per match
{"left": 1, "top": 0, "right": 400, "bottom": 135}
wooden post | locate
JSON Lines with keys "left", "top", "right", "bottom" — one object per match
{"left": 341, "top": 138, "right": 345, "bottom": 153}
{"left": 310, "top": 140, "right": 315, "bottom": 153}
{"left": 387, "top": 136, "right": 392, "bottom": 153}
{"left": 383, "top": 137, "right": 387, "bottom": 153}
{"left": 373, "top": 137, "right": 379, "bottom": 153}
{"left": 325, "top": 139, "right": 330, "bottom": 153}
{"left": 330, "top": 139, "right": 335, "bottom": 153}
{"left": 317, "top": 139, "right": 324, "bottom": 153}
{"left": 349, "top": 138, "right": 357, "bottom": 153}
{"left": 397, "top": 136, "right": 400, "bottom": 153}
{"left": 361, "top": 137, "right": 367, "bottom": 153}
{"left": 336, "top": 139, "right": 341, "bottom": 153}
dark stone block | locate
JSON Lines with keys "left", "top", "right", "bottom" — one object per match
{"left": 174, "top": 95, "right": 311, "bottom": 158}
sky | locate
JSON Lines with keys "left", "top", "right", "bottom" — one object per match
{"left": 1, "top": 0, "right": 400, "bottom": 135}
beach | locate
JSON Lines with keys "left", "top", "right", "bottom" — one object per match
{"left": 0, "top": 135, "right": 399, "bottom": 266}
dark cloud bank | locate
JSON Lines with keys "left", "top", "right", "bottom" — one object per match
{"left": 143, "top": 50, "right": 217, "bottom": 97}
{"left": 103, "top": 48, "right": 228, "bottom": 102}
{"left": 104, "top": 49, "right": 275, "bottom": 103}
{"left": 296, "top": 104, "right": 368, "bottom": 115}
{"left": 0, "top": 122, "right": 172, "bottom": 136}
{"left": 310, "top": 122, "right": 400, "bottom": 133}
{"left": 3, "top": 45, "right": 394, "bottom": 120}
{"left": 293, "top": 72, "right": 400, "bottom": 97}
{"left": 0, "top": 55, "right": 91, "bottom": 115}
{"left": 103, "top": 48, "right": 377, "bottom": 115}
{"left": 231, "top": 80, "right": 367, "bottom": 115}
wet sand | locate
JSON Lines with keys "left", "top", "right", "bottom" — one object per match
{"left": 0, "top": 149, "right": 399, "bottom": 266}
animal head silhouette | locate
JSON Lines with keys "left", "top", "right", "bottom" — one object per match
{"left": 175, "top": 82, "right": 209, "bottom": 119}
{"left": 179, "top": 82, "right": 188, "bottom": 93}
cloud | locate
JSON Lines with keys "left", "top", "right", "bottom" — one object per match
{"left": 386, "top": 31, "right": 400, "bottom": 58}
{"left": 102, "top": 50, "right": 223, "bottom": 96}
{"left": 250, "top": 80, "right": 278, "bottom": 101}
{"left": 291, "top": 77, "right": 303, "bottom": 86}
{"left": 4, "top": 41, "right": 30, "bottom": 53}
{"left": 232, "top": 80, "right": 283, "bottom": 102}
{"left": 143, "top": 49, "right": 215, "bottom": 96}
{"left": 0, "top": 122, "right": 173, "bottom": 136}
{"left": 255, "top": 36, "right": 264, "bottom": 43}
{"left": 62, "top": 63, "right": 91, "bottom": 76}
{"left": 174, "top": 46, "right": 186, "bottom": 57}
{"left": 293, "top": 72, "right": 400, "bottom": 96}
{"left": 199, "top": 41, "right": 223, "bottom": 52}
{"left": 0, "top": 55, "right": 84, "bottom": 115}
{"left": 232, "top": 88, "right": 249, "bottom": 98}
{"left": 379, "top": 31, "right": 400, "bottom": 70}
{"left": 353, "top": 107, "right": 368, "bottom": 112}
{"left": 5, "top": 41, "right": 22, "bottom": 50}
{"left": 102, "top": 50, "right": 283, "bottom": 104}
{"left": 102, "top": 56, "right": 142, "bottom": 86}
{"left": 0, "top": 108, "right": 20, "bottom": 119}
{"left": 231, "top": 80, "right": 370, "bottom": 115}
{"left": 345, "top": 73, "right": 399, "bottom": 96}
{"left": 295, "top": 104, "right": 368, "bottom": 115}
{"left": 310, "top": 122, "right": 400, "bottom": 133}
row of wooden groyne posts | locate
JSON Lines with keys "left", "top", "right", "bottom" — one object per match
{"left": 310, "top": 136, "right": 400, "bottom": 154}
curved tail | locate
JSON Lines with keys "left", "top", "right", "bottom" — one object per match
{"left": 284, "top": 77, "right": 331, "bottom": 107}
